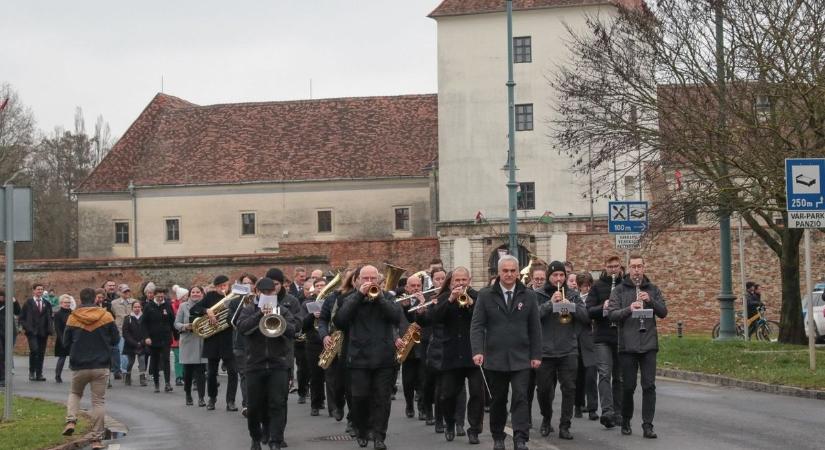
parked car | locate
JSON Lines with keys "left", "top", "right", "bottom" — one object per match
{"left": 803, "top": 282, "right": 825, "bottom": 343}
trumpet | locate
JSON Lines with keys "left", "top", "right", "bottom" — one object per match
{"left": 557, "top": 282, "right": 573, "bottom": 325}
{"left": 456, "top": 287, "right": 472, "bottom": 307}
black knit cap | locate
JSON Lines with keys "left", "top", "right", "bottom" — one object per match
{"left": 265, "top": 268, "right": 286, "bottom": 284}
{"left": 213, "top": 275, "right": 230, "bottom": 286}
{"left": 256, "top": 277, "right": 276, "bottom": 291}
{"left": 548, "top": 260, "right": 566, "bottom": 276}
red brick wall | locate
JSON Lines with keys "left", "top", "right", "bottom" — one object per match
{"left": 280, "top": 237, "right": 439, "bottom": 272}
{"left": 567, "top": 227, "right": 825, "bottom": 333}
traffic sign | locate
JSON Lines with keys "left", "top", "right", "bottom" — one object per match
{"left": 608, "top": 201, "right": 648, "bottom": 233}
{"left": 785, "top": 158, "right": 825, "bottom": 229}
{"left": 0, "top": 186, "right": 32, "bottom": 242}
{"left": 615, "top": 233, "right": 641, "bottom": 250}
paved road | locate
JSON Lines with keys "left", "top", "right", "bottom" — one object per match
{"left": 8, "top": 356, "right": 824, "bottom": 450}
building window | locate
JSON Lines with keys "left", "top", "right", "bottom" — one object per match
{"left": 317, "top": 210, "right": 333, "bottom": 233}
{"left": 683, "top": 208, "right": 698, "bottom": 225}
{"left": 624, "top": 175, "right": 637, "bottom": 199}
{"left": 114, "top": 221, "right": 129, "bottom": 244}
{"left": 515, "top": 104, "right": 533, "bottom": 131}
{"left": 513, "top": 36, "right": 532, "bottom": 63}
{"left": 394, "top": 207, "right": 411, "bottom": 231}
{"left": 165, "top": 218, "right": 180, "bottom": 242}
{"left": 241, "top": 212, "right": 256, "bottom": 236}
{"left": 517, "top": 182, "right": 535, "bottom": 210}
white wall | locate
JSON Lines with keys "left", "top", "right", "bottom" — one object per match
{"left": 435, "top": 6, "right": 617, "bottom": 222}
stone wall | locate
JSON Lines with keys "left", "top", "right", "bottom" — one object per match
{"left": 567, "top": 227, "right": 825, "bottom": 333}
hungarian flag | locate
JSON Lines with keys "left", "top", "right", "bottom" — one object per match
{"left": 474, "top": 211, "right": 485, "bottom": 224}
{"left": 674, "top": 169, "right": 683, "bottom": 191}
{"left": 539, "top": 210, "right": 554, "bottom": 224}
{"left": 0, "top": 97, "right": 8, "bottom": 111}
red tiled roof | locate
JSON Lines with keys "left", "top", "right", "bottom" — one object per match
{"left": 76, "top": 93, "right": 438, "bottom": 193}
{"left": 428, "top": 0, "right": 640, "bottom": 17}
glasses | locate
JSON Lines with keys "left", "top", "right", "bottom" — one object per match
{"left": 606, "top": 264, "right": 621, "bottom": 269}
{"left": 629, "top": 264, "right": 644, "bottom": 270}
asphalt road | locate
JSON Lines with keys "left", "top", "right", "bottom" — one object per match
{"left": 7, "top": 356, "right": 824, "bottom": 450}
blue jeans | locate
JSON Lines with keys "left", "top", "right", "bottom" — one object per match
{"left": 111, "top": 338, "right": 122, "bottom": 373}
{"left": 118, "top": 337, "right": 128, "bottom": 373}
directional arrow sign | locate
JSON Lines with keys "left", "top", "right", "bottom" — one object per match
{"left": 785, "top": 158, "right": 825, "bottom": 228}
{"left": 608, "top": 201, "right": 648, "bottom": 234}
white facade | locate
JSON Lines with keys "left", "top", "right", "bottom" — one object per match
{"left": 78, "top": 177, "right": 431, "bottom": 258}
{"left": 435, "top": 5, "right": 619, "bottom": 223}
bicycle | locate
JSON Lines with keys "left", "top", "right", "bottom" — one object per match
{"left": 711, "top": 305, "right": 781, "bottom": 342}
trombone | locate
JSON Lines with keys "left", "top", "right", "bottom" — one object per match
{"left": 394, "top": 288, "right": 439, "bottom": 304}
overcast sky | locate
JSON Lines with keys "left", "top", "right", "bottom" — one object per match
{"left": 2, "top": 0, "right": 443, "bottom": 138}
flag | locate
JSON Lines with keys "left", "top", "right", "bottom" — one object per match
{"left": 539, "top": 210, "right": 554, "bottom": 224}
{"left": 675, "top": 169, "right": 683, "bottom": 191}
{"left": 0, "top": 97, "right": 8, "bottom": 111}
{"left": 474, "top": 211, "right": 485, "bottom": 224}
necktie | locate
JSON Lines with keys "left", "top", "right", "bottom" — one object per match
{"left": 37, "top": 299, "right": 42, "bottom": 313}
{"left": 506, "top": 291, "right": 512, "bottom": 308}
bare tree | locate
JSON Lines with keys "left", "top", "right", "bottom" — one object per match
{"left": 0, "top": 83, "right": 35, "bottom": 182}
{"left": 552, "top": 0, "right": 825, "bottom": 344}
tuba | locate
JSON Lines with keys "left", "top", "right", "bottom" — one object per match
{"left": 318, "top": 330, "right": 344, "bottom": 369}
{"left": 396, "top": 322, "right": 422, "bottom": 364}
{"left": 316, "top": 271, "right": 342, "bottom": 302}
{"left": 368, "top": 263, "right": 406, "bottom": 300}
{"left": 193, "top": 283, "right": 252, "bottom": 338}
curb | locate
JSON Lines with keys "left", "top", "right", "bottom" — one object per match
{"left": 48, "top": 414, "right": 126, "bottom": 450}
{"left": 657, "top": 368, "right": 825, "bottom": 400}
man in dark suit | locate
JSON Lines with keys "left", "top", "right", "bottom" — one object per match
{"left": 288, "top": 267, "right": 307, "bottom": 298}
{"left": 20, "top": 283, "right": 53, "bottom": 381}
{"left": 470, "top": 255, "right": 542, "bottom": 450}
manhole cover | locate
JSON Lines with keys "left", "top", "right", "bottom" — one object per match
{"left": 309, "top": 434, "right": 355, "bottom": 442}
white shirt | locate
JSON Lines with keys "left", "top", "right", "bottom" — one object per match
{"left": 499, "top": 282, "right": 515, "bottom": 305}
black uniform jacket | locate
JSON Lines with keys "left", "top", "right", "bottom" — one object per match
{"left": 333, "top": 290, "right": 403, "bottom": 369}
{"left": 607, "top": 275, "right": 668, "bottom": 353}
{"left": 427, "top": 288, "right": 478, "bottom": 370}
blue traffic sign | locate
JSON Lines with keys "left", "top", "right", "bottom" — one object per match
{"left": 608, "top": 201, "right": 648, "bottom": 234}
{"left": 785, "top": 158, "right": 825, "bottom": 228}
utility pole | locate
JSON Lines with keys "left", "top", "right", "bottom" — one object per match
{"left": 715, "top": 0, "right": 737, "bottom": 340}
{"left": 505, "top": 0, "right": 519, "bottom": 257}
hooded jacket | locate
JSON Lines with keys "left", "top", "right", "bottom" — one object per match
{"left": 537, "top": 282, "right": 588, "bottom": 358}
{"left": 607, "top": 275, "right": 668, "bottom": 353}
{"left": 63, "top": 306, "right": 120, "bottom": 370}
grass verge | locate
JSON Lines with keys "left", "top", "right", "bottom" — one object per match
{"left": 659, "top": 335, "right": 825, "bottom": 390}
{"left": 0, "top": 395, "right": 90, "bottom": 450}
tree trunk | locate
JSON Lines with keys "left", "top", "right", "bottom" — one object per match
{"left": 779, "top": 228, "right": 805, "bottom": 344}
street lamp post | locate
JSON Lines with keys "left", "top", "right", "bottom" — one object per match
{"left": 505, "top": 0, "right": 518, "bottom": 257}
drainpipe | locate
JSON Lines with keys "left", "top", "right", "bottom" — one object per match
{"left": 128, "top": 181, "right": 138, "bottom": 257}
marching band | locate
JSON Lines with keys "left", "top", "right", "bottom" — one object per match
{"left": 150, "top": 252, "right": 666, "bottom": 450}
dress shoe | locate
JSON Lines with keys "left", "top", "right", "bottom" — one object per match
{"left": 434, "top": 422, "right": 444, "bottom": 433}
{"left": 242, "top": 407, "right": 248, "bottom": 417}
{"left": 185, "top": 393, "right": 193, "bottom": 406}
{"left": 467, "top": 432, "right": 479, "bottom": 445}
{"left": 268, "top": 443, "right": 280, "bottom": 450}
{"left": 55, "top": 376, "right": 63, "bottom": 383}
{"left": 198, "top": 398, "right": 206, "bottom": 407}
{"left": 62, "top": 421, "right": 76, "bottom": 436}
{"left": 207, "top": 399, "right": 216, "bottom": 410}
{"left": 514, "top": 441, "right": 528, "bottom": 450}
{"left": 310, "top": 408, "right": 319, "bottom": 416}
{"left": 425, "top": 415, "right": 436, "bottom": 426}
{"left": 114, "top": 372, "right": 122, "bottom": 380}
{"left": 600, "top": 415, "right": 615, "bottom": 429}
{"left": 374, "top": 440, "right": 387, "bottom": 450}
{"left": 406, "top": 404, "right": 415, "bottom": 418}
{"left": 297, "top": 396, "right": 306, "bottom": 404}
{"left": 250, "top": 440, "right": 262, "bottom": 450}
{"left": 445, "top": 424, "right": 455, "bottom": 442}
{"left": 621, "top": 420, "right": 632, "bottom": 436}
{"left": 357, "top": 438, "right": 369, "bottom": 448}
{"left": 558, "top": 427, "right": 573, "bottom": 440}
{"left": 493, "top": 440, "right": 505, "bottom": 450}
{"left": 333, "top": 408, "right": 344, "bottom": 421}
{"left": 227, "top": 402, "right": 238, "bottom": 412}
{"left": 35, "top": 376, "right": 47, "bottom": 381}
{"left": 642, "top": 424, "right": 657, "bottom": 439}
{"left": 539, "top": 418, "right": 554, "bottom": 437}
{"left": 589, "top": 411, "right": 599, "bottom": 421}
{"left": 456, "top": 425, "right": 465, "bottom": 437}
{"left": 574, "top": 406, "right": 582, "bottom": 418}
{"left": 277, "top": 440, "right": 288, "bottom": 448}
{"left": 346, "top": 421, "right": 356, "bottom": 437}
{"left": 165, "top": 383, "right": 173, "bottom": 392}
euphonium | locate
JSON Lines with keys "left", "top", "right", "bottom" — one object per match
{"left": 558, "top": 282, "right": 573, "bottom": 325}
{"left": 193, "top": 283, "right": 251, "bottom": 338}
{"left": 396, "top": 323, "right": 422, "bottom": 364}
{"left": 318, "top": 330, "right": 344, "bottom": 369}
{"left": 457, "top": 287, "right": 472, "bottom": 307}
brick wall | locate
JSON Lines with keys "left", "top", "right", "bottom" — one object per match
{"left": 567, "top": 227, "right": 825, "bottom": 333}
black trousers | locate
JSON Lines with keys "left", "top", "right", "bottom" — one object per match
{"left": 294, "top": 342, "right": 309, "bottom": 397}
{"left": 575, "top": 352, "right": 598, "bottom": 412}
{"left": 620, "top": 351, "right": 657, "bottom": 426}
{"left": 487, "top": 368, "right": 531, "bottom": 443}
{"left": 440, "top": 367, "right": 484, "bottom": 434}
{"left": 56, "top": 356, "right": 67, "bottom": 379}
{"left": 350, "top": 367, "right": 395, "bottom": 442}
{"left": 536, "top": 354, "right": 578, "bottom": 429}
{"left": 149, "top": 346, "right": 171, "bottom": 384}
{"left": 207, "top": 355, "right": 238, "bottom": 403}
{"left": 420, "top": 363, "right": 438, "bottom": 417}
{"left": 246, "top": 368, "right": 289, "bottom": 444}
{"left": 401, "top": 357, "right": 424, "bottom": 409}
{"left": 305, "top": 345, "right": 326, "bottom": 409}
{"left": 26, "top": 334, "right": 47, "bottom": 376}
{"left": 183, "top": 363, "right": 206, "bottom": 399}
{"left": 234, "top": 350, "right": 248, "bottom": 408}
{"left": 325, "top": 358, "right": 347, "bottom": 416}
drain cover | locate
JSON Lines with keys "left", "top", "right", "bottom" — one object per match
{"left": 309, "top": 434, "right": 355, "bottom": 442}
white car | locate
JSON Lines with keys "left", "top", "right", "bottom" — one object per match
{"left": 803, "top": 282, "right": 825, "bottom": 343}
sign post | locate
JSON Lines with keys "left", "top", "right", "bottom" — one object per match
{"left": 608, "top": 201, "right": 648, "bottom": 254}
{"left": 785, "top": 158, "right": 824, "bottom": 371}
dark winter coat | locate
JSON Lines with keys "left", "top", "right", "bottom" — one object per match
{"left": 141, "top": 300, "right": 175, "bottom": 348}
{"left": 470, "top": 280, "right": 542, "bottom": 372}
{"left": 122, "top": 314, "right": 146, "bottom": 356}
{"left": 53, "top": 307, "right": 73, "bottom": 357}
{"left": 236, "top": 298, "right": 300, "bottom": 372}
{"left": 0, "top": 300, "right": 21, "bottom": 339}
{"left": 607, "top": 275, "right": 668, "bottom": 353}
{"left": 537, "top": 282, "right": 588, "bottom": 359}
{"left": 586, "top": 272, "right": 621, "bottom": 345}
{"left": 427, "top": 288, "right": 478, "bottom": 370}
{"left": 333, "top": 290, "right": 403, "bottom": 369}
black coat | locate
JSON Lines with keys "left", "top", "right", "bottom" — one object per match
{"left": 122, "top": 315, "right": 146, "bottom": 356}
{"left": 537, "top": 283, "right": 588, "bottom": 359}
{"left": 53, "top": 307, "right": 73, "bottom": 357}
{"left": 607, "top": 275, "right": 668, "bottom": 353}
{"left": 427, "top": 288, "right": 478, "bottom": 370}
{"left": 333, "top": 290, "right": 403, "bottom": 369}
{"left": 141, "top": 301, "right": 175, "bottom": 348}
{"left": 586, "top": 272, "right": 620, "bottom": 345}
{"left": 470, "top": 280, "right": 542, "bottom": 372}
{"left": 0, "top": 301, "right": 21, "bottom": 339}
{"left": 20, "top": 297, "right": 53, "bottom": 337}
{"left": 236, "top": 299, "right": 300, "bottom": 372}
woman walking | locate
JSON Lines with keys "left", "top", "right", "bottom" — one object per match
{"left": 53, "top": 295, "right": 74, "bottom": 383}
{"left": 175, "top": 285, "right": 207, "bottom": 406}
{"left": 122, "top": 301, "right": 148, "bottom": 386}
{"left": 141, "top": 286, "right": 176, "bottom": 393}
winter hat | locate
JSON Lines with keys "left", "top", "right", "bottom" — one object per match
{"left": 174, "top": 285, "right": 189, "bottom": 300}
{"left": 256, "top": 277, "right": 276, "bottom": 291}
{"left": 213, "top": 275, "right": 230, "bottom": 286}
{"left": 548, "top": 261, "right": 566, "bottom": 276}
{"left": 143, "top": 281, "right": 156, "bottom": 295}
{"left": 265, "top": 268, "right": 286, "bottom": 284}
